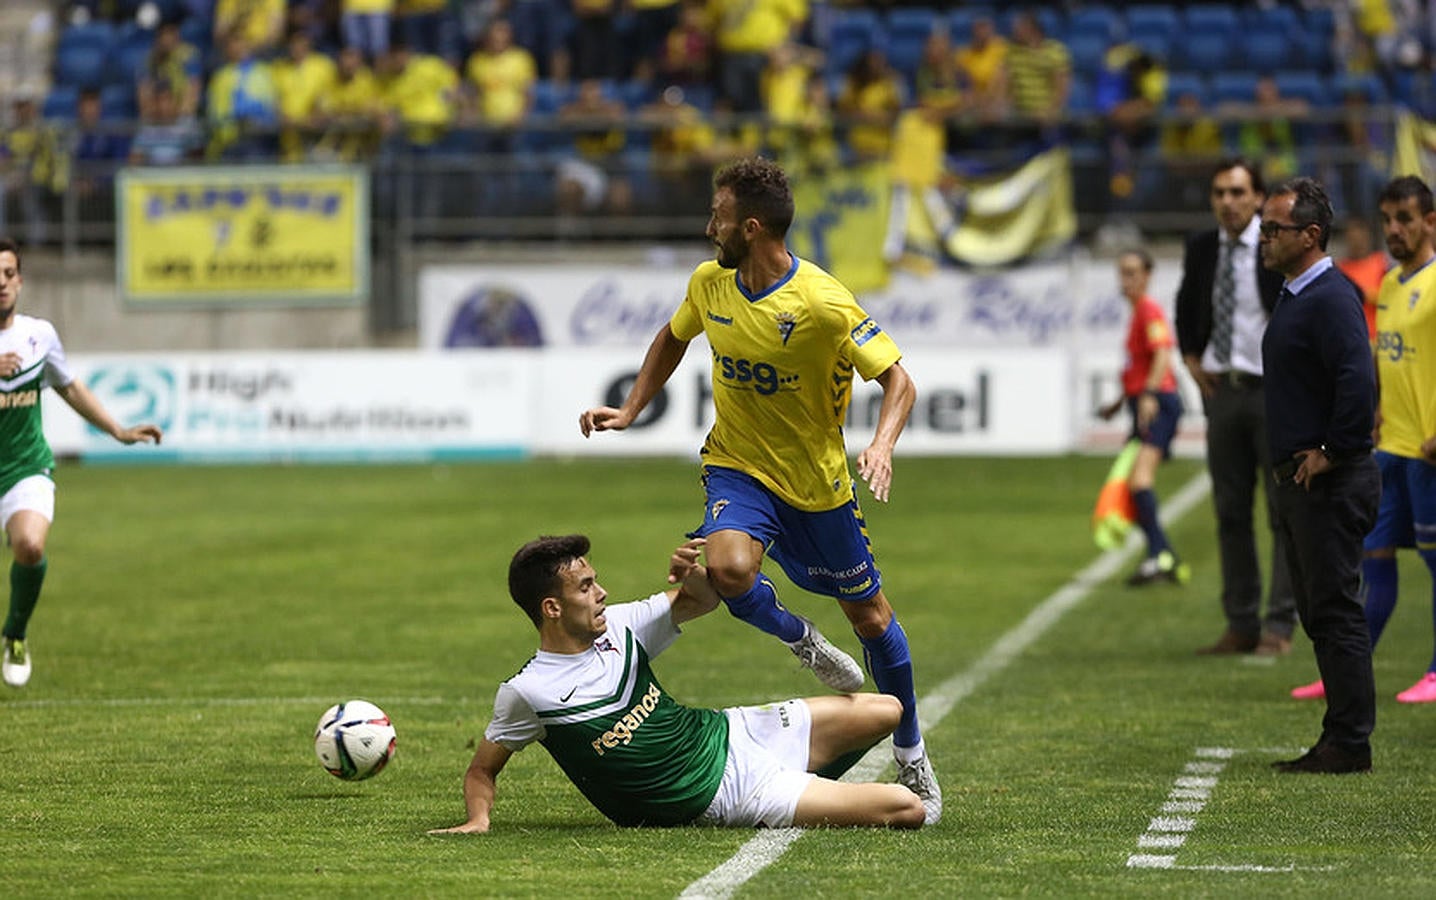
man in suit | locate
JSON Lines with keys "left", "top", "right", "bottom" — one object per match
{"left": 1175, "top": 157, "right": 1297, "bottom": 656}
{"left": 1259, "top": 176, "right": 1379, "bottom": 773}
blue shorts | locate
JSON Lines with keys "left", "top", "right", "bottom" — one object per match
{"left": 690, "top": 466, "right": 883, "bottom": 602}
{"left": 1127, "top": 391, "right": 1183, "bottom": 458}
{"left": 1364, "top": 451, "right": 1436, "bottom": 552}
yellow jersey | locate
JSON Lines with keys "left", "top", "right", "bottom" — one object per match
{"left": 274, "top": 53, "right": 338, "bottom": 121}
{"left": 1375, "top": 257, "right": 1436, "bottom": 458}
{"left": 466, "top": 47, "right": 537, "bottom": 125}
{"left": 670, "top": 257, "right": 902, "bottom": 511}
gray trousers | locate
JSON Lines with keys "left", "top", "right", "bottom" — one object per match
{"left": 1203, "top": 377, "right": 1297, "bottom": 638}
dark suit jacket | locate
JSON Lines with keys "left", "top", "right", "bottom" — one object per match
{"left": 1174, "top": 228, "right": 1286, "bottom": 360}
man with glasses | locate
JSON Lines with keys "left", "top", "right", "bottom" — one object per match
{"left": 1175, "top": 157, "right": 1297, "bottom": 657}
{"left": 1259, "top": 177, "right": 1380, "bottom": 774}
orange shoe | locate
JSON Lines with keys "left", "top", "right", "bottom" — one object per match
{"left": 1290, "top": 679, "right": 1325, "bottom": 700}
{"left": 1395, "top": 672, "right": 1436, "bottom": 703}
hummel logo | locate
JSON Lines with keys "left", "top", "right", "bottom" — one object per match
{"left": 560, "top": 686, "right": 578, "bottom": 703}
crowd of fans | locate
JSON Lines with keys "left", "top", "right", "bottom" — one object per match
{"left": 2, "top": 1, "right": 1435, "bottom": 240}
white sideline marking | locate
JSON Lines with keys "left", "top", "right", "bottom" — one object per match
{"left": 1125, "top": 747, "right": 1335, "bottom": 874}
{"left": 3, "top": 695, "right": 453, "bottom": 709}
{"left": 679, "top": 472, "right": 1214, "bottom": 900}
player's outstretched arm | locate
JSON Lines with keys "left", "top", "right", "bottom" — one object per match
{"left": 667, "top": 538, "right": 719, "bottom": 624}
{"left": 428, "top": 738, "right": 512, "bottom": 834}
{"left": 856, "top": 362, "right": 915, "bottom": 502}
{"left": 54, "top": 380, "right": 163, "bottom": 445}
{"left": 580, "top": 325, "right": 690, "bottom": 436}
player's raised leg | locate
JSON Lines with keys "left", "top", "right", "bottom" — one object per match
{"left": 705, "top": 529, "right": 864, "bottom": 692}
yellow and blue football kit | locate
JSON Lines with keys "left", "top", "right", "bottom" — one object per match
{"left": 1364, "top": 255, "right": 1436, "bottom": 674}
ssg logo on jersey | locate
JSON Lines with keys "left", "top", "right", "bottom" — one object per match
{"left": 709, "top": 498, "right": 730, "bottom": 521}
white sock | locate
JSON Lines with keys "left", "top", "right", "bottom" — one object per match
{"left": 894, "top": 739, "right": 926, "bottom": 765}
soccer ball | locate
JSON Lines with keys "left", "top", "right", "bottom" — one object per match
{"left": 314, "top": 700, "right": 396, "bottom": 781}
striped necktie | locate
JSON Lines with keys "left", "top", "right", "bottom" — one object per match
{"left": 1210, "top": 238, "right": 1237, "bottom": 366}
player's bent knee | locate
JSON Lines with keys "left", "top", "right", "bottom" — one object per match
{"left": 10, "top": 538, "right": 43, "bottom": 566}
{"left": 708, "top": 562, "right": 759, "bottom": 598}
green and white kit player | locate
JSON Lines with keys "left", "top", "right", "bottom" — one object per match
{"left": 0, "top": 238, "right": 163, "bottom": 687}
{"left": 429, "top": 535, "right": 927, "bottom": 832}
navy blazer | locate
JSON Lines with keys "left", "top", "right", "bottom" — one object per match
{"left": 1174, "top": 228, "right": 1286, "bottom": 360}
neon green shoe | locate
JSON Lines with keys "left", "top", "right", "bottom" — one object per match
{"left": 3, "top": 637, "right": 31, "bottom": 687}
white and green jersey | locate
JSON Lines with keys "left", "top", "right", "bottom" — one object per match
{"left": 486, "top": 594, "right": 729, "bottom": 826}
{"left": 0, "top": 315, "right": 73, "bottom": 495}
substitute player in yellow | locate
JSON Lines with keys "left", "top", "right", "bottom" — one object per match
{"left": 1290, "top": 175, "right": 1436, "bottom": 703}
{"left": 580, "top": 157, "right": 939, "bottom": 824}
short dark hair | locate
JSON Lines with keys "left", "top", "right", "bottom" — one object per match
{"left": 508, "top": 534, "right": 591, "bottom": 627}
{"left": 0, "top": 237, "right": 20, "bottom": 271}
{"left": 1212, "top": 156, "right": 1266, "bottom": 197}
{"left": 1379, "top": 175, "right": 1434, "bottom": 216}
{"left": 1273, "top": 176, "right": 1335, "bottom": 250}
{"left": 713, "top": 156, "right": 794, "bottom": 239}
{"left": 1120, "top": 248, "right": 1153, "bottom": 272}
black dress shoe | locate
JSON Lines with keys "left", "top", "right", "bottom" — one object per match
{"left": 1272, "top": 743, "right": 1372, "bottom": 774}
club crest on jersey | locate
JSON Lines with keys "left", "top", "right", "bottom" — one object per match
{"left": 1412, "top": 290, "right": 1421, "bottom": 311}
{"left": 775, "top": 311, "right": 797, "bottom": 346}
{"left": 594, "top": 638, "right": 619, "bottom": 654}
{"left": 710, "top": 498, "right": 730, "bottom": 520}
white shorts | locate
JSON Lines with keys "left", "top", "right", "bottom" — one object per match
{"left": 556, "top": 158, "right": 607, "bottom": 210}
{"left": 698, "top": 698, "right": 815, "bottom": 828}
{"left": 1, "top": 475, "right": 55, "bottom": 531}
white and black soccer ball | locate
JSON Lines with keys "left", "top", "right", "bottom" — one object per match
{"left": 314, "top": 700, "right": 396, "bottom": 781}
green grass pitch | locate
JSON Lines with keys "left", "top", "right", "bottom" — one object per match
{"left": 2, "top": 457, "right": 1433, "bottom": 897}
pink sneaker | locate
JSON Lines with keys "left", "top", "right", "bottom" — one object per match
{"left": 1396, "top": 672, "right": 1436, "bottom": 703}
{"left": 1290, "top": 679, "right": 1326, "bottom": 700}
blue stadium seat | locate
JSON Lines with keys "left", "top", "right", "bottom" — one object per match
{"left": 54, "top": 21, "right": 118, "bottom": 88}
{"left": 885, "top": 10, "right": 936, "bottom": 83}
{"left": 999, "top": 7, "right": 1064, "bottom": 40}
{"left": 1066, "top": 75, "right": 1096, "bottom": 115}
{"left": 41, "top": 85, "right": 79, "bottom": 121}
{"left": 1247, "top": 5, "right": 1300, "bottom": 34}
{"left": 1273, "top": 70, "right": 1330, "bottom": 107}
{"left": 531, "top": 80, "right": 572, "bottom": 116}
{"left": 946, "top": 8, "right": 995, "bottom": 45}
{"left": 1129, "top": 32, "right": 1172, "bottom": 66}
{"left": 1238, "top": 31, "right": 1294, "bottom": 71}
{"left": 55, "top": 46, "right": 109, "bottom": 89}
{"left": 108, "top": 40, "right": 154, "bottom": 85}
{"left": 1164, "top": 72, "right": 1208, "bottom": 107}
{"left": 827, "top": 9, "right": 884, "bottom": 77}
{"left": 885, "top": 7, "right": 938, "bottom": 38}
{"left": 1210, "top": 71, "right": 1259, "bottom": 105}
{"left": 1333, "top": 72, "right": 1387, "bottom": 104}
{"left": 100, "top": 83, "right": 138, "bottom": 121}
{"left": 1065, "top": 33, "right": 1109, "bottom": 77}
{"left": 1066, "top": 6, "right": 1120, "bottom": 43}
{"left": 1304, "top": 5, "right": 1336, "bottom": 41}
{"left": 1125, "top": 5, "right": 1179, "bottom": 41}
{"left": 1183, "top": 5, "right": 1240, "bottom": 38}
{"left": 1178, "top": 29, "right": 1233, "bottom": 72}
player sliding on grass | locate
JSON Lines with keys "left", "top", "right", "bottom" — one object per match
{"left": 0, "top": 237, "right": 163, "bottom": 688}
{"left": 579, "top": 157, "right": 939, "bottom": 823}
{"left": 429, "top": 535, "right": 926, "bottom": 832}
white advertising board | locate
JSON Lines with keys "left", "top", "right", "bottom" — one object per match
{"left": 44, "top": 351, "right": 535, "bottom": 462}
{"left": 43, "top": 346, "right": 1076, "bottom": 462}
{"left": 540, "top": 346, "right": 1072, "bottom": 456}
{"left": 418, "top": 261, "right": 1184, "bottom": 351}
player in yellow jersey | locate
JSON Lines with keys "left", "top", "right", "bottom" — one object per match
{"left": 1290, "top": 175, "right": 1436, "bottom": 704}
{"left": 580, "top": 157, "right": 940, "bottom": 824}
